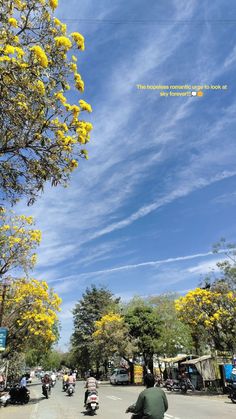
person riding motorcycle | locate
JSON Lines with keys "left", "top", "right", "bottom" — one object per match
{"left": 67, "top": 372, "right": 76, "bottom": 387}
{"left": 51, "top": 372, "right": 56, "bottom": 387}
{"left": 42, "top": 374, "right": 52, "bottom": 395}
{"left": 126, "top": 373, "right": 168, "bottom": 419}
{"left": 62, "top": 372, "right": 69, "bottom": 390}
{"left": 84, "top": 372, "right": 98, "bottom": 406}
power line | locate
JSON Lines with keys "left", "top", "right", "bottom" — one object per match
{"left": 59, "top": 17, "right": 236, "bottom": 25}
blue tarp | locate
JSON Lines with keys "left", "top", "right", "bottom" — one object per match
{"left": 224, "top": 364, "right": 233, "bottom": 380}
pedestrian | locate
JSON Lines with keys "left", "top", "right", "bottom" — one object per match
{"left": 20, "top": 374, "right": 27, "bottom": 388}
{"left": 126, "top": 373, "right": 168, "bottom": 419}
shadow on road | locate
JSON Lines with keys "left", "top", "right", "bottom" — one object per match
{"left": 28, "top": 396, "right": 45, "bottom": 405}
{"left": 28, "top": 382, "right": 42, "bottom": 387}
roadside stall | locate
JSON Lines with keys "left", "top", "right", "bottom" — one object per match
{"left": 158, "top": 355, "right": 191, "bottom": 381}
{"left": 181, "top": 355, "right": 220, "bottom": 390}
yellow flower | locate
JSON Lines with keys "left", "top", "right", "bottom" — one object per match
{"left": 70, "top": 159, "right": 78, "bottom": 168}
{"left": 49, "top": 0, "right": 58, "bottom": 10}
{"left": 29, "top": 230, "right": 42, "bottom": 243}
{"left": 79, "top": 99, "right": 92, "bottom": 113}
{"left": 54, "top": 91, "right": 67, "bottom": 104}
{"left": 2, "top": 225, "right": 10, "bottom": 230}
{"left": 54, "top": 36, "right": 72, "bottom": 51}
{"left": 31, "top": 254, "right": 37, "bottom": 265}
{"left": 15, "top": 47, "right": 25, "bottom": 58}
{"left": 13, "top": 36, "right": 19, "bottom": 44}
{"left": 85, "top": 122, "right": 93, "bottom": 132}
{"left": 36, "top": 80, "right": 46, "bottom": 95}
{"left": 71, "top": 32, "right": 85, "bottom": 51}
{"left": 4, "top": 45, "right": 15, "bottom": 55}
{"left": 70, "top": 63, "right": 77, "bottom": 72}
{"left": 54, "top": 18, "right": 62, "bottom": 26}
{"left": 8, "top": 18, "right": 18, "bottom": 28}
{"left": 74, "top": 73, "right": 84, "bottom": 92}
{"left": 30, "top": 45, "right": 48, "bottom": 68}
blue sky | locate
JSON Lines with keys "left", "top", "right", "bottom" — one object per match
{"left": 16, "top": 0, "right": 236, "bottom": 348}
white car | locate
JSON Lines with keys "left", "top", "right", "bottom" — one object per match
{"left": 110, "top": 368, "right": 129, "bottom": 385}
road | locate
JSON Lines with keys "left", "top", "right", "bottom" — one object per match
{"left": 0, "top": 379, "right": 235, "bottom": 418}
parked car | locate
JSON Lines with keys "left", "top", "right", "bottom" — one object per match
{"left": 110, "top": 368, "right": 129, "bottom": 385}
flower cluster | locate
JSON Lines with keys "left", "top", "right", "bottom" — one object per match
{"left": 0, "top": 210, "right": 42, "bottom": 275}
{"left": 0, "top": 0, "right": 93, "bottom": 204}
{"left": 5, "top": 277, "right": 62, "bottom": 346}
{"left": 93, "top": 313, "right": 123, "bottom": 336}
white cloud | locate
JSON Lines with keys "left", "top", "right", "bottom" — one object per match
{"left": 224, "top": 44, "right": 236, "bottom": 69}
{"left": 187, "top": 259, "right": 221, "bottom": 275}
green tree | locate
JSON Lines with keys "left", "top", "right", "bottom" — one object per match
{"left": 40, "top": 349, "right": 63, "bottom": 371}
{"left": 0, "top": 0, "right": 92, "bottom": 204}
{"left": 213, "top": 238, "right": 236, "bottom": 290}
{"left": 71, "top": 285, "right": 120, "bottom": 373}
{"left": 124, "top": 298, "right": 162, "bottom": 371}
{"left": 149, "top": 294, "right": 193, "bottom": 357}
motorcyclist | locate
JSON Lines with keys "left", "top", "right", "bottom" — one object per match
{"left": 84, "top": 372, "right": 98, "bottom": 406}
{"left": 67, "top": 372, "right": 76, "bottom": 387}
{"left": 20, "top": 374, "right": 27, "bottom": 388}
{"left": 62, "top": 372, "right": 69, "bottom": 390}
{"left": 42, "top": 373, "right": 52, "bottom": 395}
{"left": 126, "top": 373, "right": 168, "bottom": 419}
{"left": 51, "top": 372, "right": 56, "bottom": 386}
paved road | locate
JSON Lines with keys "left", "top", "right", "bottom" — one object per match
{"left": 0, "top": 380, "right": 235, "bottom": 418}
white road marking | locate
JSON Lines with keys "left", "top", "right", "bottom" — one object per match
{"left": 30, "top": 401, "right": 39, "bottom": 419}
{"left": 165, "top": 414, "right": 181, "bottom": 419}
{"left": 106, "top": 395, "right": 122, "bottom": 400}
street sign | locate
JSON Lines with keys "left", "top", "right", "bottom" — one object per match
{"left": 0, "top": 328, "right": 8, "bottom": 351}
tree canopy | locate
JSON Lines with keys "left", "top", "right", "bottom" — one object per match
{"left": 0, "top": 0, "right": 92, "bottom": 204}
{"left": 71, "top": 285, "right": 120, "bottom": 372}
{"left": 0, "top": 208, "right": 41, "bottom": 276}
{"left": 148, "top": 294, "right": 193, "bottom": 357}
{"left": 92, "top": 312, "right": 136, "bottom": 365}
{"left": 175, "top": 283, "right": 236, "bottom": 353}
{"left": 2, "top": 277, "right": 61, "bottom": 355}
{"left": 124, "top": 298, "right": 162, "bottom": 369}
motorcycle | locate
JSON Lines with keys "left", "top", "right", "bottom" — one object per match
{"left": 0, "top": 391, "right": 10, "bottom": 407}
{"left": 51, "top": 379, "right": 56, "bottom": 388}
{"left": 165, "top": 378, "right": 194, "bottom": 394}
{"left": 62, "top": 381, "right": 68, "bottom": 392}
{"left": 227, "top": 382, "right": 236, "bottom": 403}
{"left": 67, "top": 384, "right": 74, "bottom": 396}
{"left": 126, "top": 404, "right": 143, "bottom": 419}
{"left": 8, "top": 385, "right": 30, "bottom": 404}
{"left": 85, "top": 391, "right": 99, "bottom": 415}
{"left": 42, "top": 383, "right": 50, "bottom": 399}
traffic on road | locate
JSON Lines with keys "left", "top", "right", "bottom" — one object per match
{"left": 0, "top": 375, "right": 236, "bottom": 419}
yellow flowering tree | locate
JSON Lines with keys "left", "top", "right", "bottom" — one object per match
{"left": 2, "top": 277, "right": 62, "bottom": 354}
{"left": 92, "top": 312, "right": 136, "bottom": 367}
{"left": 0, "top": 0, "right": 92, "bottom": 204}
{"left": 175, "top": 285, "right": 236, "bottom": 353}
{"left": 0, "top": 208, "right": 41, "bottom": 276}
